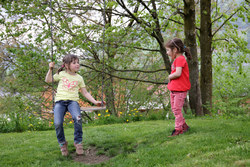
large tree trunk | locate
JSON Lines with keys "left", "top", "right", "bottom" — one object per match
{"left": 200, "top": 0, "right": 212, "bottom": 114}
{"left": 184, "top": 0, "right": 203, "bottom": 116}
{"left": 184, "top": 0, "right": 204, "bottom": 116}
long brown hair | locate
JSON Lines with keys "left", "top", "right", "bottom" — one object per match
{"left": 57, "top": 54, "right": 79, "bottom": 74}
{"left": 165, "top": 38, "right": 192, "bottom": 60}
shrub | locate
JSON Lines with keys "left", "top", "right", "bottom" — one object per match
{"left": 0, "top": 95, "right": 53, "bottom": 133}
{"left": 213, "top": 62, "right": 249, "bottom": 117}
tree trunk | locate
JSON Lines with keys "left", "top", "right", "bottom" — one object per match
{"left": 103, "top": 6, "right": 117, "bottom": 116}
{"left": 184, "top": 0, "right": 203, "bottom": 116}
{"left": 200, "top": 0, "right": 212, "bottom": 114}
{"left": 104, "top": 72, "right": 117, "bottom": 116}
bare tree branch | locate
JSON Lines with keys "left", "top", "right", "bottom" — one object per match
{"left": 80, "top": 63, "right": 168, "bottom": 85}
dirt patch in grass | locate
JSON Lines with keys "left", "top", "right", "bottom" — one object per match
{"left": 71, "top": 147, "right": 110, "bottom": 165}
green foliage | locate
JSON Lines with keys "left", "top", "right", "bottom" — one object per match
{"left": 0, "top": 41, "right": 54, "bottom": 128}
{"left": 0, "top": 95, "right": 53, "bottom": 133}
{"left": 213, "top": 51, "right": 250, "bottom": 117}
{"left": 0, "top": 0, "right": 249, "bottom": 120}
{"left": 84, "top": 107, "right": 175, "bottom": 126}
{"left": 120, "top": 108, "right": 146, "bottom": 122}
{"left": 212, "top": 97, "right": 249, "bottom": 118}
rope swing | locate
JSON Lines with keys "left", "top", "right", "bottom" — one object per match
{"left": 49, "top": 0, "right": 54, "bottom": 107}
{"left": 48, "top": 0, "right": 106, "bottom": 118}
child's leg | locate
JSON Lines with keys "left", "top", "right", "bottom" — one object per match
{"left": 170, "top": 91, "right": 187, "bottom": 130}
{"left": 67, "top": 101, "right": 82, "bottom": 144}
{"left": 54, "top": 101, "right": 67, "bottom": 145}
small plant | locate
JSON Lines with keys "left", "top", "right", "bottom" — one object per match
{"left": 0, "top": 95, "right": 53, "bottom": 133}
{"left": 121, "top": 108, "right": 146, "bottom": 123}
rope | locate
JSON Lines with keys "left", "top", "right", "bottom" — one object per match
{"left": 101, "top": 0, "right": 106, "bottom": 106}
{"left": 50, "top": 0, "right": 54, "bottom": 107}
{"left": 48, "top": 0, "right": 105, "bottom": 107}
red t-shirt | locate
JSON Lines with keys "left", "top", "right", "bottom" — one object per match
{"left": 167, "top": 55, "right": 191, "bottom": 91}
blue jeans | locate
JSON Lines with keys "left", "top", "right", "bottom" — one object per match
{"left": 53, "top": 100, "right": 82, "bottom": 145}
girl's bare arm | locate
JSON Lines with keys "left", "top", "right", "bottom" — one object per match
{"left": 168, "top": 67, "right": 182, "bottom": 81}
{"left": 80, "top": 87, "right": 104, "bottom": 106}
{"left": 45, "top": 62, "right": 55, "bottom": 83}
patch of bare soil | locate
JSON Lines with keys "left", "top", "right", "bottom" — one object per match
{"left": 71, "top": 147, "right": 111, "bottom": 165}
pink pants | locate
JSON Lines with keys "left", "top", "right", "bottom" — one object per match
{"left": 170, "top": 91, "right": 187, "bottom": 130}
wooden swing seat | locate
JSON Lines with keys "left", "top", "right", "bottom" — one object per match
{"left": 48, "top": 106, "right": 106, "bottom": 121}
{"left": 80, "top": 106, "right": 106, "bottom": 121}
{"left": 80, "top": 106, "right": 106, "bottom": 112}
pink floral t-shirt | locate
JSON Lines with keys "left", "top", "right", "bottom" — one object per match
{"left": 53, "top": 71, "right": 85, "bottom": 102}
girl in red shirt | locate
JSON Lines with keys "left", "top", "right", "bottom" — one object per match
{"left": 166, "top": 38, "right": 192, "bottom": 137}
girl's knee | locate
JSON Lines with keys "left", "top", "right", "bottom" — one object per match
{"left": 73, "top": 115, "right": 82, "bottom": 124}
{"left": 54, "top": 122, "right": 63, "bottom": 129}
{"left": 173, "top": 109, "right": 182, "bottom": 116}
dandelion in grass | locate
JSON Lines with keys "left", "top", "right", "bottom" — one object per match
{"left": 120, "top": 112, "right": 123, "bottom": 115}
{"left": 98, "top": 113, "right": 101, "bottom": 116}
{"left": 107, "top": 114, "right": 110, "bottom": 117}
{"left": 129, "top": 114, "right": 131, "bottom": 116}
{"left": 105, "top": 109, "right": 109, "bottom": 113}
{"left": 69, "top": 121, "right": 73, "bottom": 124}
{"left": 126, "top": 119, "right": 129, "bottom": 122}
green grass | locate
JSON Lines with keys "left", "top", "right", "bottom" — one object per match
{"left": 0, "top": 117, "right": 249, "bottom": 167}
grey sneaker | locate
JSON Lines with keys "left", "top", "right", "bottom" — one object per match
{"left": 74, "top": 142, "right": 83, "bottom": 155}
{"left": 60, "top": 141, "right": 69, "bottom": 156}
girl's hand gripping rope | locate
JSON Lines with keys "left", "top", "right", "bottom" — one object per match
{"left": 49, "top": 62, "right": 55, "bottom": 70}
{"left": 96, "top": 101, "right": 106, "bottom": 107}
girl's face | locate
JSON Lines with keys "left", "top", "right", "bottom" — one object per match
{"left": 166, "top": 47, "right": 177, "bottom": 61}
{"left": 67, "top": 59, "right": 80, "bottom": 73}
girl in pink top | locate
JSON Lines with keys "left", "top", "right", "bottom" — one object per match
{"left": 166, "top": 38, "right": 192, "bottom": 137}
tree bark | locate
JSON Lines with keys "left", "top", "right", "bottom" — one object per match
{"left": 184, "top": 0, "right": 203, "bottom": 116}
{"left": 104, "top": 70, "right": 117, "bottom": 116}
{"left": 103, "top": 4, "right": 117, "bottom": 116}
{"left": 200, "top": 0, "right": 212, "bottom": 114}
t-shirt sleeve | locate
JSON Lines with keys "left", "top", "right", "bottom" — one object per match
{"left": 175, "top": 56, "right": 186, "bottom": 67}
{"left": 53, "top": 73, "right": 60, "bottom": 82}
{"left": 79, "top": 76, "right": 86, "bottom": 88}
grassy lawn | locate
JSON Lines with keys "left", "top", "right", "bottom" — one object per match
{"left": 0, "top": 117, "right": 249, "bottom": 167}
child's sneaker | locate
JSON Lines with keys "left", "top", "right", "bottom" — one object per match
{"left": 182, "top": 123, "right": 190, "bottom": 133}
{"left": 74, "top": 142, "right": 84, "bottom": 155}
{"left": 60, "top": 141, "right": 68, "bottom": 156}
{"left": 169, "top": 129, "right": 183, "bottom": 137}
